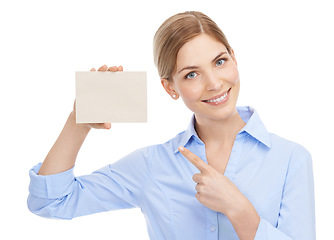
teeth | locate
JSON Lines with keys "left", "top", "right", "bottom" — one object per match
{"left": 207, "top": 92, "right": 228, "bottom": 102}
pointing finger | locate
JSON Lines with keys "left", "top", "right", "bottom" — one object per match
{"left": 178, "top": 146, "right": 209, "bottom": 173}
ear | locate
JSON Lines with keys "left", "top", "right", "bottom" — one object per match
{"left": 161, "top": 78, "right": 178, "bottom": 98}
{"left": 229, "top": 48, "right": 237, "bottom": 66}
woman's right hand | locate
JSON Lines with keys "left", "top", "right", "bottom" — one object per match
{"left": 71, "top": 64, "right": 123, "bottom": 130}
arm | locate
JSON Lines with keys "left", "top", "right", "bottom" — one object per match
{"left": 28, "top": 65, "right": 148, "bottom": 219}
{"left": 253, "top": 145, "right": 316, "bottom": 239}
{"left": 38, "top": 111, "right": 90, "bottom": 175}
{"left": 227, "top": 200, "right": 260, "bottom": 240}
{"left": 38, "top": 64, "right": 117, "bottom": 175}
{"left": 28, "top": 146, "right": 150, "bottom": 219}
{"left": 229, "top": 145, "right": 316, "bottom": 240}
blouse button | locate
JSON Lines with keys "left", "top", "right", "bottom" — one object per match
{"left": 210, "top": 226, "right": 216, "bottom": 232}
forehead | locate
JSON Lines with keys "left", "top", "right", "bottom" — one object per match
{"left": 176, "top": 34, "right": 227, "bottom": 68}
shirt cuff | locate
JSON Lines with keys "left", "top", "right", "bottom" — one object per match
{"left": 254, "top": 217, "right": 267, "bottom": 239}
{"left": 28, "top": 163, "right": 75, "bottom": 199}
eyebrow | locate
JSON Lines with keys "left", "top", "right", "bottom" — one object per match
{"left": 212, "top": 51, "right": 227, "bottom": 64}
{"left": 178, "top": 51, "right": 228, "bottom": 74}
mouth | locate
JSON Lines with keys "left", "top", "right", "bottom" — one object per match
{"left": 201, "top": 88, "right": 231, "bottom": 103}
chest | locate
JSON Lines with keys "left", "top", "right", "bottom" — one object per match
{"left": 205, "top": 146, "right": 232, "bottom": 175}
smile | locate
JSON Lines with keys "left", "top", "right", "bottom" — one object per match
{"left": 202, "top": 88, "right": 231, "bottom": 103}
{"left": 204, "top": 92, "right": 228, "bottom": 102}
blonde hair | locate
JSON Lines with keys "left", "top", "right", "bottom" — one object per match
{"left": 153, "top": 11, "right": 232, "bottom": 81}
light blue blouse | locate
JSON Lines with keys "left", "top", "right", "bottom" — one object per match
{"left": 28, "top": 106, "right": 316, "bottom": 239}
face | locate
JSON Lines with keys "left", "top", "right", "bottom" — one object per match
{"left": 161, "top": 33, "right": 240, "bottom": 123}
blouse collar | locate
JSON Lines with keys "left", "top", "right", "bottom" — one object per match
{"left": 174, "top": 106, "right": 272, "bottom": 154}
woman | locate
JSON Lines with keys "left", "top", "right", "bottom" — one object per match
{"left": 28, "top": 11, "right": 315, "bottom": 240}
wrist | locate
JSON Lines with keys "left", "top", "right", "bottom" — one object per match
{"left": 68, "top": 111, "right": 91, "bottom": 133}
{"left": 227, "top": 198, "right": 257, "bottom": 221}
{"left": 226, "top": 200, "right": 260, "bottom": 240}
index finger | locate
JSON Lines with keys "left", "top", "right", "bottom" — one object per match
{"left": 178, "top": 146, "right": 209, "bottom": 172}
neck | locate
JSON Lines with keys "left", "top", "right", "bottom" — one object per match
{"left": 194, "top": 108, "right": 246, "bottom": 147}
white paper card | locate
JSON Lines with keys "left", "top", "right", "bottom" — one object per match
{"left": 76, "top": 71, "right": 147, "bottom": 123}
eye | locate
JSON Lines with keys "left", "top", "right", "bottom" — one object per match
{"left": 215, "top": 58, "right": 227, "bottom": 67}
{"left": 185, "top": 72, "right": 198, "bottom": 79}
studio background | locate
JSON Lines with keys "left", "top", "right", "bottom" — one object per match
{"left": 1, "top": 0, "right": 332, "bottom": 239}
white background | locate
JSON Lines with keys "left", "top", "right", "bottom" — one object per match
{"left": 1, "top": 0, "right": 333, "bottom": 239}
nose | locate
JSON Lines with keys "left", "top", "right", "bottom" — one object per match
{"left": 205, "top": 71, "right": 223, "bottom": 92}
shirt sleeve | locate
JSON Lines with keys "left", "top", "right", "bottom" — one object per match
{"left": 254, "top": 144, "right": 316, "bottom": 240}
{"left": 27, "top": 146, "right": 151, "bottom": 220}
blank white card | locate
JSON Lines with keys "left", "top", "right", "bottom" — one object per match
{"left": 76, "top": 71, "right": 147, "bottom": 123}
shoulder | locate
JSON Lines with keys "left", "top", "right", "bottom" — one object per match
{"left": 269, "top": 132, "right": 312, "bottom": 166}
{"left": 270, "top": 133, "right": 310, "bottom": 154}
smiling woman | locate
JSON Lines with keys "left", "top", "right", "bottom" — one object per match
{"left": 161, "top": 33, "right": 241, "bottom": 125}
{"left": 27, "top": 11, "right": 316, "bottom": 240}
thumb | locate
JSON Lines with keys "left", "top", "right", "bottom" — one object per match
{"left": 104, "top": 123, "right": 111, "bottom": 129}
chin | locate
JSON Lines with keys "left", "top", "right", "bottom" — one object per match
{"left": 193, "top": 102, "right": 237, "bottom": 122}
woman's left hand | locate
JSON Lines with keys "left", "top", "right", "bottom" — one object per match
{"left": 178, "top": 146, "right": 251, "bottom": 217}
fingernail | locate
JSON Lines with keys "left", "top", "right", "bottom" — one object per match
{"left": 178, "top": 146, "right": 184, "bottom": 152}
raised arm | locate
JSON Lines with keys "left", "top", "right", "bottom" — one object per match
{"left": 38, "top": 65, "right": 121, "bottom": 175}
{"left": 27, "top": 65, "right": 151, "bottom": 220}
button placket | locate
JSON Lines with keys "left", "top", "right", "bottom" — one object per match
{"left": 224, "top": 133, "right": 246, "bottom": 181}
{"left": 206, "top": 208, "right": 219, "bottom": 239}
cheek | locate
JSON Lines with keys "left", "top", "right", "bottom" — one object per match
{"left": 232, "top": 70, "right": 240, "bottom": 85}
{"left": 232, "top": 81, "right": 240, "bottom": 95}
{"left": 230, "top": 78, "right": 241, "bottom": 103}
{"left": 219, "top": 65, "right": 240, "bottom": 85}
{"left": 179, "top": 84, "right": 203, "bottom": 102}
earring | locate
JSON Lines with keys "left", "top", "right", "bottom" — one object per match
{"left": 172, "top": 94, "right": 177, "bottom": 99}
